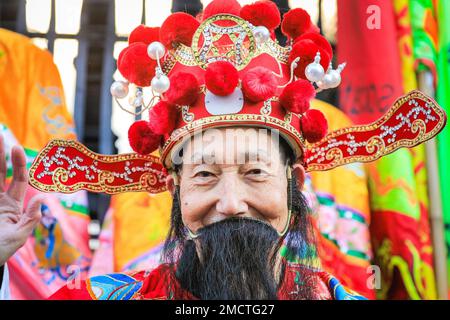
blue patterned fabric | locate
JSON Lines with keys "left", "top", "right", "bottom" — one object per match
{"left": 87, "top": 273, "right": 143, "bottom": 300}
{"left": 327, "top": 275, "right": 367, "bottom": 300}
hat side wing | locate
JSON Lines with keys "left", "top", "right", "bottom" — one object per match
{"left": 304, "top": 90, "right": 447, "bottom": 172}
{"left": 28, "top": 139, "right": 168, "bottom": 194}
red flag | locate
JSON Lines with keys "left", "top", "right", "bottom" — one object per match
{"left": 338, "top": 0, "right": 404, "bottom": 124}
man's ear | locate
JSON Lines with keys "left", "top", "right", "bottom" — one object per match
{"left": 292, "top": 162, "right": 306, "bottom": 190}
{"left": 165, "top": 173, "right": 177, "bottom": 195}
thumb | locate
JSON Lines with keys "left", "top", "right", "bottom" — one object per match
{"left": 20, "top": 194, "right": 45, "bottom": 233}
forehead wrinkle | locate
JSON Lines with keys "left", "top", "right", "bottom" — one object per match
{"left": 190, "top": 151, "right": 203, "bottom": 164}
{"left": 188, "top": 148, "right": 274, "bottom": 166}
{"left": 242, "top": 149, "right": 273, "bottom": 164}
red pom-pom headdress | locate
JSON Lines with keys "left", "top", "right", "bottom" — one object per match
{"left": 242, "top": 67, "right": 277, "bottom": 102}
{"left": 281, "top": 8, "right": 319, "bottom": 40}
{"left": 240, "top": 0, "right": 281, "bottom": 31}
{"left": 160, "top": 12, "right": 199, "bottom": 48}
{"left": 29, "top": 0, "right": 447, "bottom": 195}
{"left": 205, "top": 61, "right": 239, "bottom": 96}
{"left": 128, "top": 25, "right": 160, "bottom": 45}
{"left": 165, "top": 72, "right": 200, "bottom": 106}
{"left": 117, "top": 42, "right": 156, "bottom": 87}
{"left": 128, "top": 120, "right": 161, "bottom": 155}
{"left": 202, "top": 0, "right": 241, "bottom": 20}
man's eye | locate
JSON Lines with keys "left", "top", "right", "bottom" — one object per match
{"left": 246, "top": 169, "right": 264, "bottom": 175}
{"left": 195, "top": 171, "right": 215, "bottom": 178}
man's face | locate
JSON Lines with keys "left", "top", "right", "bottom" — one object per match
{"left": 176, "top": 127, "right": 289, "bottom": 234}
{"left": 164, "top": 127, "right": 313, "bottom": 299}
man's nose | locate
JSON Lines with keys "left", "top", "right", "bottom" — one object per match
{"left": 215, "top": 176, "right": 248, "bottom": 216}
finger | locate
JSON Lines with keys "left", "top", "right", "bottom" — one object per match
{"left": 19, "top": 194, "right": 45, "bottom": 234}
{"left": 0, "top": 134, "right": 7, "bottom": 192}
{"left": 6, "top": 145, "right": 28, "bottom": 204}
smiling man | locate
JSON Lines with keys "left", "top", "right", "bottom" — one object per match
{"left": 49, "top": 126, "right": 361, "bottom": 300}
{"left": 0, "top": 0, "right": 446, "bottom": 301}
{"left": 162, "top": 127, "right": 319, "bottom": 300}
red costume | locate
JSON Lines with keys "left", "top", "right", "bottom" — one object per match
{"left": 50, "top": 263, "right": 365, "bottom": 300}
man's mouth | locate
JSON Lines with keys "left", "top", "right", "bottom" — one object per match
{"left": 194, "top": 216, "right": 277, "bottom": 237}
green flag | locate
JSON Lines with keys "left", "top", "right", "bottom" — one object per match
{"left": 436, "top": 0, "right": 450, "bottom": 298}
{"left": 410, "top": 0, "right": 439, "bottom": 80}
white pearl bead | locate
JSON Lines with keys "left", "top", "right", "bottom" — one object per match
{"left": 254, "top": 26, "right": 270, "bottom": 44}
{"left": 151, "top": 74, "right": 170, "bottom": 94}
{"left": 317, "top": 80, "right": 330, "bottom": 90}
{"left": 321, "top": 72, "right": 334, "bottom": 88}
{"left": 147, "top": 42, "right": 166, "bottom": 60}
{"left": 328, "top": 70, "right": 342, "bottom": 88}
{"left": 305, "top": 62, "right": 325, "bottom": 83}
{"left": 110, "top": 81, "right": 129, "bottom": 99}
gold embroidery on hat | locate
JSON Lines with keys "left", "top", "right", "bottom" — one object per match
{"left": 162, "top": 15, "right": 290, "bottom": 74}
{"left": 260, "top": 97, "right": 277, "bottom": 116}
{"left": 191, "top": 14, "right": 256, "bottom": 70}
{"left": 181, "top": 105, "right": 195, "bottom": 123}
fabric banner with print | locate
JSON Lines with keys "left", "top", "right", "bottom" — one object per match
{"left": 338, "top": 0, "right": 437, "bottom": 299}
{"left": 337, "top": 0, "right": 404, "bottom": 124}
{"left": 436, "top": 0, "right": 450, "bottom": 298}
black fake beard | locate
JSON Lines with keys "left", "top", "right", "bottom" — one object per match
{"left": 163, "top": 177, "right": 318, "bottom": 300}
{"left": 175, "top": 217, "right": 281, "bottom": 300}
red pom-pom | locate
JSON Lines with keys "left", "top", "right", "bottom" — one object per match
{"left": 281, "top": 8, "right": 319, "bottom": 40}
{"left": 128, "top": 120, "right": 161, "bottom": 155}
{"left": 148, "top": 101, "right": 177, "bottom": 135}
{"left": 118, "top": 43, "right": 156, "bottom": 87}
{"left": 242, "top": 67, "right": 277, "bottom": 102}
{"left": 279, "top": 80, "right": 316, "bottom": 114}
{"left": 165, "top": 72, "right": 200, "bottom": 106}
{"left": 301, "top": 109, "right": 328, "bottom": 143}
{"left": 129, "top": 25, "right": 160, "bottom": 45}
{"left": 117, "top": 44, "right": 129, "bottom": 70}
{"left": 288, "top": 39, "right": 331, "bottom": 79}
{"left": 203, "top": 0, "right": 241, "bottom": 20}
{"left": 294, "top": 32, "right": 332, "bottom": 59}
{"left": 160, "top": 13, "right": 200, "bottom": 48}
{"left": 240, "top": 1, "right": 280, "bottom": 30}
{"left": 205, "top": 61, "right": 239, "bottom": 96}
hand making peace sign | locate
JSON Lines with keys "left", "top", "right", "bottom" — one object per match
{"left": 0, "top": 135, "right": 44, "bottom": 266}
